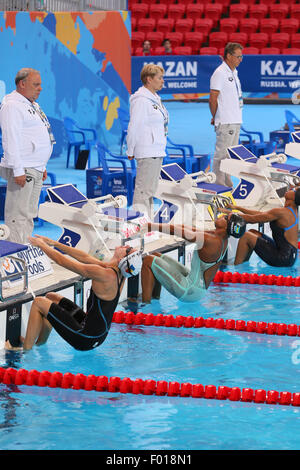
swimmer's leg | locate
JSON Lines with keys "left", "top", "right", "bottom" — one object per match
{"left": 141, "top": 254, "right": 157, "bottom": 304}
{"left": 234, "top": 229, "right": 262, "bottom": 265}
{"left": 23, "top": 296, "right": 53, "bottom": 350}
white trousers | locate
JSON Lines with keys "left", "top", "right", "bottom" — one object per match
{"left": 213, "top": 123, "right": 241, "bottom": 187}
{"left": 1, "top": 167, "right": 43, "bottom": 244}
{"left": 132, "top": 157, "right": 163, "bottom": 219}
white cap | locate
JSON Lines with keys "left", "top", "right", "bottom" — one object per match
{"left": 118, "top": 250, "right": 143, "bottom": 278}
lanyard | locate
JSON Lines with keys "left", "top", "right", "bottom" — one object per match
{"left": 30, "top": 102, "right": 56, "bottom": 145}
{"left": 147, "top": 96, "right": 169, "bottom": 135}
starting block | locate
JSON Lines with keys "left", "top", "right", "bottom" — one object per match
{"left": 221, "top": 145, "right": 300, "bottom": 209}
{"left": 0, "top": 240, "right": 28, "bottom": 301}
{"left": 285, "top": 131, "right": 300, "bottom": 159}
{"left": 154, "top": 163, "right": 233, "bottom": 228}
{"left": 38, "top": 184, "right": 153, "bottom": 259}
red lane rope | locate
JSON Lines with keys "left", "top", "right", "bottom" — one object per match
{"left": 112, "top": 311, "right": 300, "bottom": 337}
{"left": 213, "top": 270, "right": 300, "bottom": 287}
{"left": 0, "top": 366, "right": 299, "bottom": 406}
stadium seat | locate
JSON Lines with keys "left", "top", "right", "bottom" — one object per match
{"left": 137, "top": 18, "right": 156, "bottom": 34}
{"left": 256, "top": 0, "right": 275, "bottom": 4}
{"left": 216, "top": 0, "right": 232, "bottom": 14}
{"left": 228, "top": 32, "right": 248, "bottom": 46}
{"left": 186, "top": 4, "right": 205, "bottom": 18}
{"left": 174, "top": 18, "right": 194, "bottom": 33}
{"left": 209, "top": 32, "right": 228, "bottom": 49}
{"left": 131, "top": 3, "right": 149, "bottom": 21}
{"left": 137, "top": 0, "right": 158, "bottom": 4}
{"left": 184, "top": 32, "right": 204, "bottom": 54}
{"left": 153, "top": 46, "right": 166, "bottom": 56}
{"left": 260, "top": 47, "right": 280, "bottom": 54}
{"left": 269, "top": 4, "right": 289, "bottom": 19}
{"left": 204, "top": 4, "right": 223, "bottom": 28}
{"left": 238, "top": 0, "right": 256, "bottom": 4}
{"left": 132, "top": 31, "right": 145, "bottom": 49}
{"left": 259, "top": 18, "right": 279, "bottom": 35}
{"left": 249, "top": 32, "right": 269, "bottom": 49}
{"left": 199, "top": 47, "right": 218, "bottom": 55}
{"left": 167, "top": 32, "right": 184, "bottom": 48}
{"left": 131, "top": 17, "right": 137, "bottom": 32}
{"left": 239, "top": 18, "right": 259, "bottom": 35}
{"left": 194, "top": 18, "right": 213, "bottom": 41}
{"left": 156, "top": 0, "right": 176, "bottom": 4}
{"left": 282, "top": 48, "right": 300, "bottom": 55}
{"left": 270, "top": 32, "right": 290, "bottom": 50}
{"left": 290, "top": 4, "right": 300, "bottom": 20}
{"left": 149, "top": 4, "right": 167, "bottom": 21}
{"left": 167, "top": 4, "right": 186, "bottom": 20}
{"left": 219, "top": 18, "right": 239, "bottom": 34}
{"left": 280, "top": 19, "right": 299, "bottom": 35}
{"left": 146, "top": 31, "right": 164, "bottom": 49}
{"left": 156, "top": 18, "right": 175, "bottom": 34}
{"left": 173, "top": 46, "right": 192, "bottom": 55}
{"left": 242, "top": 47, "right": 259, "bottom": 54}
{"left": 229, "top": 4, "right": 248, "bottom": 19}
{"left": 291, "top": 33, "right": 300, "bottom": 49}
{"left": 248, "top": 4, "right": 268, "bottom": 19}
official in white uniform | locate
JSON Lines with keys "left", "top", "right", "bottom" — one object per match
{"left": 127, "top": 64, "right": 169, "bottom": 219}
{"left": 0, "top": 68, "right": 55, "bottom": 243}
{"left": 209, "top": 43, "right": 243, "bottom": 187}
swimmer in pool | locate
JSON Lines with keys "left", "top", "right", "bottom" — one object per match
{"left": 21, "top": 235, "right": 142, "bottom": 351}
{"left": 140, "top": 213, "right": 246, "bottom": 304}
{"left": 228, "top": 187, "right": 300, "bottom": 267}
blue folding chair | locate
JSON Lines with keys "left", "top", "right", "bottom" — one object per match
{"left": 96, "top": 143, "right": 136, "bottom": 206}
{"left": 165, "top": 137, "right": 209, "bottom": 173}
{"left": 285, "top": 110, "right": 300, "bottom": 134}
{"left": 63, "top": 117, "right": 99, "bottom": 168}
{"left": 118, "top": 108, "right": 130, "bottom": 154}
{"left": 239, "top": 126, "right": 271, "bottom": 156}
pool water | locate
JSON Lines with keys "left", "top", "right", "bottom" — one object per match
{"left": 0, "top": 253, "right": 300, "bottom": 451}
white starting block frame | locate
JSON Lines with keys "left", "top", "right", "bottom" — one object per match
{"left": 0, "top": 240, "right": 28, "bottom": 301}
{"left": 285, "top": 131, "right": 300, "bottom": 159}
{"left": 154, "top": 163, "right": 233, "bottom": 229}
{"left": 221, "top": 145, "right": 300, "bottom": 210}
{"left": 38, "top": 184, "right": 155, "bottom": 259}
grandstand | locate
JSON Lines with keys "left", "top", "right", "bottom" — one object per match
{"left": 130, "top": 0, "right": 300, "bottom": 55}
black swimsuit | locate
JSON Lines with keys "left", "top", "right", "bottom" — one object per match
{"left": 48, "top": 268, "right": 122, "bottom": 351}
{"left": 254, "top": 207, "right": 298, "bottom": 267}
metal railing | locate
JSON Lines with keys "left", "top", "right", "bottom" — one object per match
{"left": 0, "top": 0, "right": 127, "bottom": 10}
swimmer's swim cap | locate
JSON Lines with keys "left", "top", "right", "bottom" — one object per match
{"left": 118, "top": 249, "right": 143, "bottom": 278}
{"left": 227, "top": 213, "right": 246, "bottom": 239}
{"left": 294, "top": 187, "right": 300, "bottom": 207}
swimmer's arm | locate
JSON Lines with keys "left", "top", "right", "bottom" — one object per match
{"left": 30, "top": 235, "right": 106, "bottom": 266}
{"left": 240, "top": 208, "right": 281, "bottom": 224}
{"left": 224, "top": 204, "right": 262, "bottom": 216}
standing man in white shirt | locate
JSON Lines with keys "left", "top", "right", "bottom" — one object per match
{"left": 127, "top": 64, "right": 169, "bottom": 219}
{"left": 209, "top": 43, "right": 243, "bottom": 187}
{"left": 0, "top": 68, "right": 55, "bottom": 243}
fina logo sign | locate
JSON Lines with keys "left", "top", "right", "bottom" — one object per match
{"left": 260, "top": 59, "right": 300, "bottom": 89}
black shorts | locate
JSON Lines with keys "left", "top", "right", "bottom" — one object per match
{"left": 254, "top": 234, "right": 297, "bottom": 267}
{"left": 48, "top": 298, "right": 100, "bottom": 351}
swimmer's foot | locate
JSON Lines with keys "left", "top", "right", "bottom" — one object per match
{"left": 5, "top": 340, "right": 23, "bottom": 351}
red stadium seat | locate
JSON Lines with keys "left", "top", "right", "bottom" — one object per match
{"left": 257, "top": 0, "right": 275, "bottom": 4}
{"left": 238, "top": 0, "right": 256, "bottom": 4}
{"left": 249, "top": 32, "right": 269, "bottom": 49}
{"left": 269, "top": 4, "right": 289, "bottom": 19}
{"left": 186, "top": 4, "right": 205, "bottom": 18}
{"left": 280, "top": 19, "right": 299, "bottom": 35}
{"left": 204, "top": 4, "right": 223, "bottom": 28}
{"left": 199, "top": 47, "right": 218, "bottom": 55}
{"left": 137, "top": 18, "right": 156, "bottom": 34}
{"left": 259, "top": 18, "right": 279, "bottom": 35}
{"left": 153, "top": 46, "right": 167, "bottom": 56}
{"left": 132, "top": 31, "right": 146, "bottom": 49}
{"left": 242, "top": 46, "right": 259, "bottom": 54}
{"left": 138, "top": 0, "right": 158, "bottom": 4}
{"left": 131, "top": 17, "right": 137, "bottom": 32}
{"left": 219, "top": 18, "right": 239, "bottom": 34}
{"left": 174, "top": 18, "right": 194, "bottom": 33}
{"left": 290, "top": 33, "right": 300, "bottom": 48}
{"left": 183, "top": 32, "right": 204, "bottom": 54}
{"left": 282, "top": 48, "right": 300, "bottom": 55}
{"left": 173, "top": 46, "right": 192, "bottom": 55}
{"left": 134, "top": 46, "right": 154, "bottom": 56}
{"left": 229, "top": 4, "right": 248, "bottom": 19}
{"left": 248, "top": 4, "right": 268, "bottom": 19}
{"left": 131, "top": 3, "right": 149, "bottom": 21}
{"left": 167, "top": 4, "right": 186, "bottom": 21}
{"left": 148, "top": 4, "right": 167, "bottom": 21}
{"left": 156, "top": 18, "right": 175, "bottom": 34}
{"left": 290, "top": 5, "right": 300, "bottom": 20}
{"left": 194, "top": 18, "right": 213, "bottom": 41}
{"left": 270, "top": 32, "right": 290, "bottom": 50}
{"left": 146, "top": 31, "right": 164, "bottom": 49}
{"left": 216, "top": 0, "right": 232, "bottom": 14}
{"left": 229, "top": 32, "right": 248, "bottom": 46}
{"left": 239, "top": 18, "right": 259, "bottom": 35}
{"left": 209, "top": 32, "right": 228, "bottom": 49}
{"left": 156, "top": 0, "right": 176, "bottom": 4}
{"left": 167, "top": 32, "right": 184, "bottom": 48}
{"left": 260, "top": 47, "right": 280, "bottom": 54}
